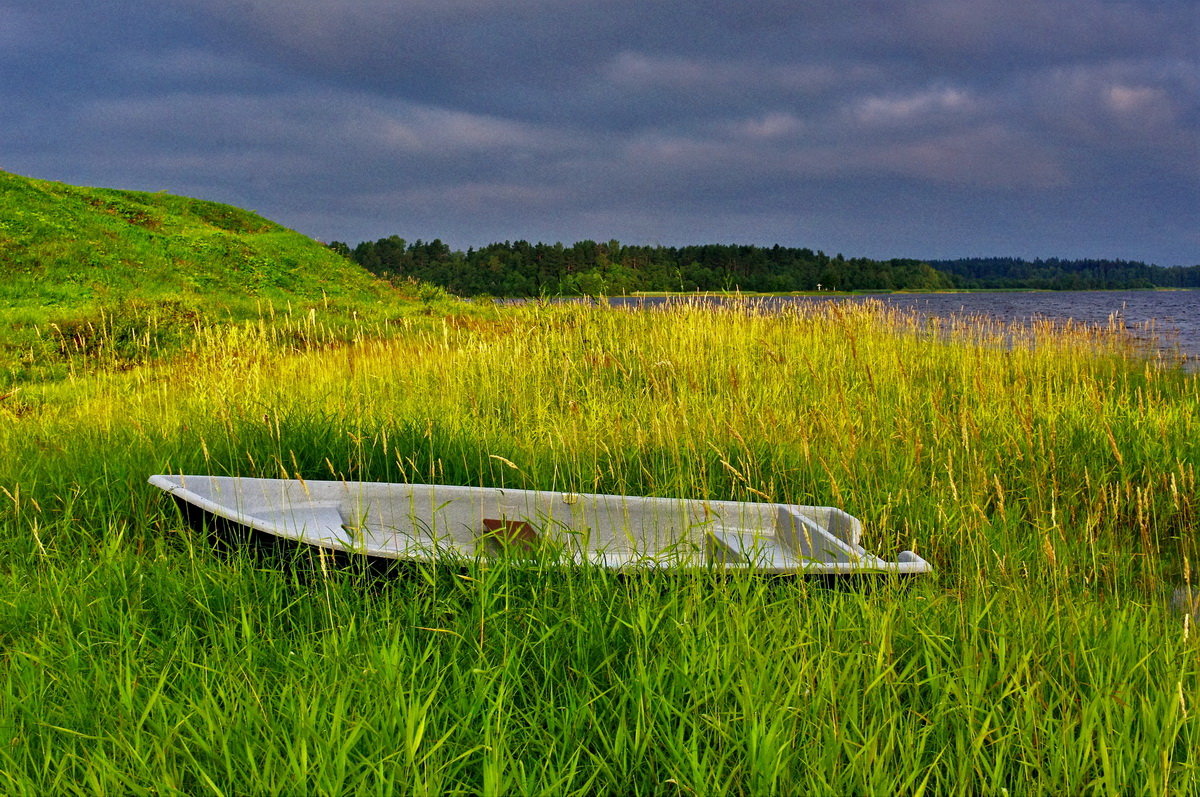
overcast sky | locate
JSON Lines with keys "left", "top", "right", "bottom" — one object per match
{"left": 3, "top": 1, "right": 1197, "bottom": 264}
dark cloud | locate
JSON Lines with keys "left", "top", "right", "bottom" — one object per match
{"left": 1, "top": 0, "right": 1197, "bottom": 263}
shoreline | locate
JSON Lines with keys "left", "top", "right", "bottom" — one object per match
{"left": 622, "top": 287, "right": 1192, "bottom": 298}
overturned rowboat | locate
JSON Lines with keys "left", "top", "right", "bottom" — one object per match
{"left": 149, "top": 475, "right": 931, "bottom": 576}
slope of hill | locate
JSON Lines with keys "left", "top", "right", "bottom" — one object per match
{"left": 0, "top": 170, "right": 390, "bottom": 309}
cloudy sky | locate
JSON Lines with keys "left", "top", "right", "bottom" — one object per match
{"left": 3, "top": 1, "right": 1197, "bottom": 264}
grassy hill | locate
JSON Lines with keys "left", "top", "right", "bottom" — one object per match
{"left": 0, "top": 170, "right": 439, "bottom": 386}
{"left": 0, "top": 169, "right": 391, "bottom": 310}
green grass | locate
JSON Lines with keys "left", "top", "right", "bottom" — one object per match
{"left": 0, "top": 169, "right": 389, "bottom": 310}
{"left": 0, "top": 169, "right": 433, "bottom": 387}
{"left": 2, "top": 295, "right": 1198, "bottom": 793}
{"left": 0, "top": 172, "right": 480, "bottom": 389}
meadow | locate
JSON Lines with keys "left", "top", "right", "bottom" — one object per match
{"left": 1, "top": 297, "right": 1197, "bottom": 795}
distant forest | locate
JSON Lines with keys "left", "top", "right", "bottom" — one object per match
{"left": 928, "top": 258, "right": 1200, "bottom": 290}
{"left": 328, "top": 237, "right": 1200, "bottom": 296}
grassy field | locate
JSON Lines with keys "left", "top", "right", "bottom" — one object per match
{"left": 1, "top": 297, "right": 1198, "bottom": 794}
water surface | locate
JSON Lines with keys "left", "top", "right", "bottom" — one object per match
{"left": 611, "top": 290, "right": 1200, "bottom": 366}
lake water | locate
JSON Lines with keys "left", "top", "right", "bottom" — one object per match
{"left": 611, "top": 290, "right": 1200, "bottom": 367}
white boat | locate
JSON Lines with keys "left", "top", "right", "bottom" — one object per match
{"left": 149, "top": 475, "right": 931, "bottom": 576}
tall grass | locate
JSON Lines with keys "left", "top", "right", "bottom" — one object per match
{"left": 1, "top": 298, "right": 1197, "bottom": 794}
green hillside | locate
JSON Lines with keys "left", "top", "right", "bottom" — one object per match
{"left": 0, "top": 169, "right": 390, "bottom": 309}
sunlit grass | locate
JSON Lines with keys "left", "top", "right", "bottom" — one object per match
{"left": 1, "top": 298, "right": 1197, "bottom": 794}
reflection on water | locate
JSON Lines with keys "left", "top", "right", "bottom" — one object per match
{"left": 610, "top": 290, "right": 1200, "bottom": 368}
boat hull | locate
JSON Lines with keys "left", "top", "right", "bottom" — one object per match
{"left": 149, "top": 475, "right": 932, "bottom": 576}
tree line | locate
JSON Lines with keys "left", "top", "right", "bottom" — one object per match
{"left": 327, "top": 237, "right": 1199, "bottom": 296}
{"left": 928, "top": 258, "right": 1200, "bottom": 290}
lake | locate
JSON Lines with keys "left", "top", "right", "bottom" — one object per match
{"left": 611, "top": 290, "right": 1200, "bottom": 367}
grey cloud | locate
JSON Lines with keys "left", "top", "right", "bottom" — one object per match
{"left": 853, "top": 0, "right": 1197, "bottom": 65}
{"left": 855, "top": 126, "right": 1070, "bottom": 189}
{"left": 1, "top": 0, "right": 1196, "bottom": 263}
{"left": 612, "top": 115, "right": 1067, "bottom": 196}
{"left": 1026, "top": 60, "right": 1200, "bottom": 180}
{"left": 602, "top": 54, "right": 873, "bottom": 99}
{"left": 174, "top": 1, "right": 1197, "bottom": 79}
{"left": 69, "top": 90, "right": 579, "bottom": 192}
{"left": 850, "top": 87, "right": 977, "bottom": 128}
{"left": 0, "top": 6, "right": 36, "bottom": 50}
{"left": 121, "top": 48, "right": 284, "bottom": 89}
